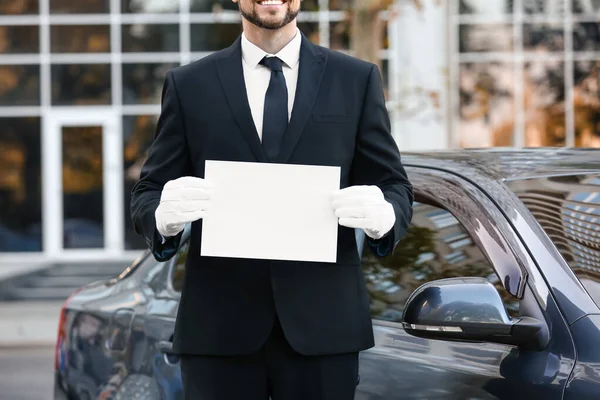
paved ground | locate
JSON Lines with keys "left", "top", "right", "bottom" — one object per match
{"left": 0, "top": 301, "right": 62, "bottom": 347}
{"left": 0, "top": 346, "right": 56, "bottom": 400}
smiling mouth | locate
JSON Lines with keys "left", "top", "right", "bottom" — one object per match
{"left": 257, "top": 0, "right": 285, "bottom": 5}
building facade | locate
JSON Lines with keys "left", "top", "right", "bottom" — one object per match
{"left": 0, "top": 0, "right": 599, "bottom": 264}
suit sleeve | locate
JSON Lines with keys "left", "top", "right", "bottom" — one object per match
{"left": 130, "top": 70, "right": 192, "bottom": 261}
{"left": 351, "top": 64, "right": 414, "bottom": 257}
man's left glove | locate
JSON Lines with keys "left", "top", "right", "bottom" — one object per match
{"left": 331, "top": 185, "right": 396, "bottom": 240}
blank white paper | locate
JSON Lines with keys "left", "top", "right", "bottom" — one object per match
{"left": 200, "top": 160, "right": 341, "bottom": 263}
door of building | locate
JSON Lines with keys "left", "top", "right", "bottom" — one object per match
{"left": 43, "top": 108, "right": 126, "bottom": 261}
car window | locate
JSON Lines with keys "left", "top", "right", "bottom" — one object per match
{"left": 362, "top": 201, "right": 519, "bottom": 323}
{"left": 170, "top": 241, "right": 189, "bottom": 293}
{"left": 506, "top": 173, "right": 600, "bottom": 308}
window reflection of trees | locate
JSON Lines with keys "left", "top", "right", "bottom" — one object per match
{"left": 573, "top": 60, "right": 600, "bottom": 147}
{"left": 456, "top": 4, "right": 600, "bottom": 149}
{"left": 49, "top": 0, "right": 109, "bottom": 14}
{"left": 123, "top": 115, "right": 159, "bottom": 250}
{"left": 0, "top": 117, "right": 42, "bottom": 252}
{"left": 459, "top": 62, "right": 515, "bottom": 147}
{"left": 51, "top": 64, "right": 111, "bottom": 105}
{"left": 171, "top": 242, "right": 189, "bottom": 293}
{"left": 122, "top": 24, "right": 179, "bottom": 53}
{"left": 50, "top": 25, "right": 110, "bottom": 53}
{"left": 123, "top": 63, "right": 176, "bottom": 105}
{"left": 0, "top": 26, "right": 39, "bottom": 54}
{"left": 362, "top": 202, "right": 519, "bottom": 323}
{"left": 0, "top": 65, "right": 40, "bottom": 106}
{"left": 0, "top": 0, "right": 39, "bottom": 14}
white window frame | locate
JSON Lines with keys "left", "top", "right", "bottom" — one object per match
{"left": 0, "top": 0, "right": 397, "bottom": 262}
{"left": 449, "top": 0, "right": 600, "bottom": 148}
{"left": 42, "top": 107, "right": 125, "bottom": 261}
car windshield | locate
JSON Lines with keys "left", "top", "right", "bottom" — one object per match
{"left": 506, "top": 173, "right": 600, "bottom": 307}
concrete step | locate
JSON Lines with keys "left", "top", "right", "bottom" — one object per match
{"left": 0, "top": 261, "right": 130, "bottom": 301}
{"left": 21, "top": 275, "right": 99, "bottom": 288}
{"left": 1, "top": 287, "right": 78, "bottom": 302}
{"left": 41, "top": 263, "right": 127, "bottom": 277}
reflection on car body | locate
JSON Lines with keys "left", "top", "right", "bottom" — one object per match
{"left": 54, "top": 149, "right": 600, "bottom": 399}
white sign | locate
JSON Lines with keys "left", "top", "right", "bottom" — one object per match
{"left": 200, "top": 160, "right": 341, "bottom": 263}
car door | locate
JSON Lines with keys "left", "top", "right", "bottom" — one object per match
{"left": 354, "top": 167, "right": 576, "bottom": 400}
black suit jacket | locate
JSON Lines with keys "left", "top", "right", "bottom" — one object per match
{"left": 131, "top": 32, "right": 414, "bottom": 356}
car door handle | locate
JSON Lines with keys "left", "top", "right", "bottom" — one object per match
{"left": 158, "top": 339, "right": 179, "bottom": 365}
{"left": 158, "top": 340, "right": 174, "bottom": 354}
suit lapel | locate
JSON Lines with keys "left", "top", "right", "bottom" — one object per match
{"left": 216, "top": 37, "right": 268, "bottom": 162}
{"left": 275, "top": 35, "right": 327, "bottom": 163}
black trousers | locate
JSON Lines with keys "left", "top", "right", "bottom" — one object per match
{"left": 180, "top": 319, "right": 359, "bottom": 400}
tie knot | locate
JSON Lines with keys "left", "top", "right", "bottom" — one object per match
{"left": 260, "top": 56, "right": 283, "bottom": 72}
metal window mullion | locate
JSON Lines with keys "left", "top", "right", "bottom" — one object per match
{"left": 564, "top": 0, "right": 575, "bottom": 147}
{"left": 0, "top": 54, "right": 41, "bottom": 64}
{"left": 180, "top": 0, "right": 191, "bottom": 65}
{"left": 122, "top": 105, "right": 162, "bottom": 115}
{"left": 0, "top": 15, "right": 40, "bottom": 25}
{"left": 449, "top": 3, "right": 460, "bottom": 148}
{"left": 106, "top": 0, "right": 124, "bottom": 254}
{"left": 318, "top": 0, "right": 330, "bottom": 48}
{"left": 39, "top": 0, "right": 60, "bottom": 257}
{"left": 0, "top": 107, "right": 42, "bottom": 117}
{"left": 513, "top": 0, "right": 525, "bottom": 148}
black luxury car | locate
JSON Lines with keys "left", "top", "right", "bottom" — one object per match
{"left": 54, "top": 148, "right": 600, "bottom": 399}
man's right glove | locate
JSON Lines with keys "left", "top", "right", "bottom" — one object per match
{"left": 155, "top": 176, "right": 213, "bottom": 237}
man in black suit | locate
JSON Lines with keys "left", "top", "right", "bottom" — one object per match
{"left": 130, "top": 0, "right": 413, "bottom": 396}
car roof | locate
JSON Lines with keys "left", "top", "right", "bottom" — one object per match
{"left": 401, "top": 147, "right": 600, "bottom": 182}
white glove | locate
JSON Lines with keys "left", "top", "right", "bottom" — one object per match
{"left": 155, "top": 176, "right": 213, "bottom": 237}
{"left": 331, "top": 185, "right": 395, "bottom": 240}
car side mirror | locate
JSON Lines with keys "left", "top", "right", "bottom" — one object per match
{"left": 401, "top": 277, "right": 549, "bottom": 351}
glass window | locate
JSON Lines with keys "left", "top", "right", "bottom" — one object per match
{"left": 171, "top": 241, "right": 189, "bottom": 293}
{"left": 507, "top": 174, "right": 600, "bottom": 308}
{"left": 123, "top": 114, "right": 159, "bottom": 250}
{"left": 459, "top": 24, "right": 514, "bottom": 53}
{"left": 328, "top": 21, "right": 346, "bottom": 50}
{"left": 51, "top": 64, "right": 111, "bottom": 105}
{"left": 122, "top": 0, "right": 179, "bottom": 13}
{"left": 523, "top": 22, "right": 564, "bottom": 53}
{"left": 122, "top": 63, "right": 177, "bottom": 105}
{"left": 0, "top": 0, "right": 39, "bottom": 14}
{"left": 459, "top": 0, "right": 513, "bottom": 15}
{"left": 298, "top": 22, "right": 319, "bottom": 46}
{"left": 50, "top": 0, "right": 109, "bottom": 14}
{"left": 122, "top": 24, "right": 180, "bottom": 53}
{"left": 572, "top": 0, "right": 600, "bottom": 13}
{"left": 0, "top": 117, "right": 42, "bottom": 252}
{"left": 301, "top": 0, "right": 319, "bottom": 11}
{"left": 0, "top": 65, "right": 40, "bottom": 106}
{"left": 524, "top": 0, "right": 565, "bottom": 15}
{"left": 573, "top": 60, "right": 600, "bottom": 147}
{"left": 50, "top": 25, "right": 110, "bottom": 53}
{"left": 62, "top": 126, "right": 104, "bottom": 249}
{"left": 191, "top": 23, "right": 242, "bottom": 52}
{"left": 523, "top": 61, "right": 566, "bottom": 147}
{"left": 329, "top": 19, "right": 388, "bottom": 51}
{"left": 190, "top": 0, "right": 238, "bottom": 12}
{"left": 0, "top": 26, "right": 40, "bottom": 53}
{"left": 573, "top": 22, "right": 600, "bottom": 52}
{"left": 363, "top": 201, "right": 518, "bottom": 323}
{"left": 459, "top": 62, "right": 515, "bottom": 147}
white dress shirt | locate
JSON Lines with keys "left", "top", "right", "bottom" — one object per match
{"left": 241, "top": 28, "right": 301, "bottom": 141}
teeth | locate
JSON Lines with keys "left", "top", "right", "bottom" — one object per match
{"left": 260, "top": 1, "right": 283, "bottom": 4}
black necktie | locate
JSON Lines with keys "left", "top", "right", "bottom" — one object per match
{"left": 260, "top": 56, "right": 288, "bottom": 161}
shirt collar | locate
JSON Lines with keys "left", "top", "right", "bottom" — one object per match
{"left": 241, "top": 28, "right": 301, "bottom": 69}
